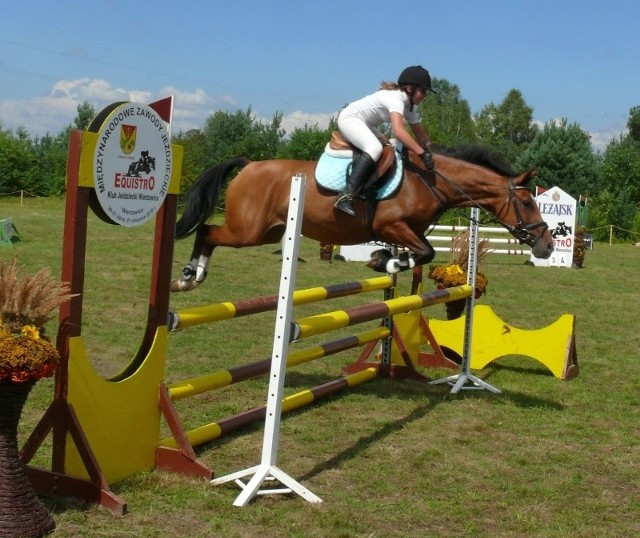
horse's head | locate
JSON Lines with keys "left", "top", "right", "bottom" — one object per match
{"left": 498, "top": 169, "right": 554, "bottom": 259}
{"left": 413, "top": 145, "right": 554, "bottom": 260}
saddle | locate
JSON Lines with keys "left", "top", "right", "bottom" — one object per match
{"left": 328, "top": 131, "right": 396, "bottom": 182}
{"left": 315, "top": 133, "right": 403, "bottom": 200}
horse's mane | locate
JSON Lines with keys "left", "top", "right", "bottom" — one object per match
{"left": 432, "top": 144, "right": 516, "bottom": 177}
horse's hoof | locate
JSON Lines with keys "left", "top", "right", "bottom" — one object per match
{"left": 170, "top": 278, "right": 198, "bottom": 292}
{"left": 367, "top": 249, "right": 393, "bottom": 272}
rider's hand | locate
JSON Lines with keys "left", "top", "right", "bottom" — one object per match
{"left": 420, "top": 149, "right": 434, "bottom": 172}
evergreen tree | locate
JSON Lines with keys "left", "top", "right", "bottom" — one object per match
{"left": 475, "top": 89, "right": 538, "bottom": 164}
{"left": 626, "top": 105, "right": 640, "bottom": 142}
{"left": 515, "top": 119, "right": 598, "bottom": 198}
{"left": 419, "top": 78, "right": 477, "bottom": 146}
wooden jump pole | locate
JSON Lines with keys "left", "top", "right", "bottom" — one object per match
{"left": 169, "top": 276, "right": 393, "bottom": 330}
{"left": 159, "top": 367, "right": 378, "bottom": 451}
{"left": 166, "top": 326, "right": 390, "bottom": 401}
{"left": 291, "top": 284, "right": 472, "bottom": 341}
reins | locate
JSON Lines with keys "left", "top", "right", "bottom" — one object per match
{"left": 405, "top": 154, "right": 548, "bottom": 246}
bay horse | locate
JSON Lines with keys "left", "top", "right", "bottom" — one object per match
{"left": 170, "top": 146, "right": 553, "bottom": 292}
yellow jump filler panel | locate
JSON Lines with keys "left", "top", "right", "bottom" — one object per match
{"left": 427, "top": 305, "right": 578, "bottom": 380}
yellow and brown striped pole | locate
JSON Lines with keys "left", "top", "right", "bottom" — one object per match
{"left": 159, "top": 367, "right": 378, "bottom": 449}
{"left": 170, "top": 276, "right": 393, "bottom": 330}
{"left": 167, "top": 326, "right": 390, "bottom": 400}
{"left": 291, "top": 284, "right": 473, "bottom": 341}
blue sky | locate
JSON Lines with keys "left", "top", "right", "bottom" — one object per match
{"left": 1, "top": 0, "right": 638, "bottom": 151}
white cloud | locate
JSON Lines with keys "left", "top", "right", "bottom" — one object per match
{"left": 0, "top": 79, "right": 338, "bottom": 139}
{"left": 280, "top": 110, "right": 335, "bottom": 135}
{"left": 50, "top": 78, "right": 134, "bottom": 102}
{"left": 532, "top": 117, "right": 625, "bottom": 153}
{"left": 0, "top": 79, "right": 226, "bottom": 136}
{"left": 589, "top": 126, "right": 627, "bottom": 153}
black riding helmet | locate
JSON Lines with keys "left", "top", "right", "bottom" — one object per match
{"left": 398, "top": 65, "right": 435, "bottom": 92}
{"left": 398, "top": 65, "right": 436, "bottom": 109}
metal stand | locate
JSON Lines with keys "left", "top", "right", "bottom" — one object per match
{"left": 429, "top": 207, "right": 501, "bottom": 394}
{"left": 211, "top": 174, "right": 322, "bottom": 506}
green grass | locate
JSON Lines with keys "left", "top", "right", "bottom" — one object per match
{"left": 2, "top": 196, "right": 640, "bottom": 537}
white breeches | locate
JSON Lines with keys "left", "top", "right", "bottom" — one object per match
{"left": 337, "top": 113, "right": 383, "bottom": 161}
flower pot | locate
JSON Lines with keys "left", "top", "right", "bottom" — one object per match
{"left": 0, "top": 381, "right": 55, "bottom": 537}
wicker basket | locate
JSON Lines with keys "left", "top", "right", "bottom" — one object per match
{"left": 0, "top": 381, "right": 55, "bottom": 537}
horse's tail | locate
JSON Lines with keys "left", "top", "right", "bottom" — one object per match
{"left": 175, "top": 157, "right": 251, "bottom": 239}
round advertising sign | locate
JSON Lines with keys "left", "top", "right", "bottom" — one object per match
{"left": 89, "top": 102, "right": 172, "bottom": 226}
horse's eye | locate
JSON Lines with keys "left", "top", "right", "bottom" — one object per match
{"left": 522, "top": 200, "right": 533, "bottom": 209}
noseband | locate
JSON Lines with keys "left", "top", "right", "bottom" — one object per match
{"left": 502, "top": 178, "right": 548, "bottom": 247}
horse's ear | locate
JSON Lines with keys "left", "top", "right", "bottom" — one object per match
{"left": 515, "top": 168, "right": 537, "bottom": 186}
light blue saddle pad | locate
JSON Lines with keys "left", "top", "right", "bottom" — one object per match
{"left": 315, "top": 150, "right": 403, "bottom": 200}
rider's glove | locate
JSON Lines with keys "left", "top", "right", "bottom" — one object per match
{"left": 420, "top": 148, "right": 434, "bottom": 172}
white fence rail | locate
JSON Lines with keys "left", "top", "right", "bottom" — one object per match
{"left": 339, "top": 224, "right": 530, "bottom": 262}
{"left": 429, "top": 225, "right": 530, "bottom": 256}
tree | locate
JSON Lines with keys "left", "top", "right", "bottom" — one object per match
{"left": 475, "top": 89, "right": 538, "bottom": 164}
{"left": 626, "top": 105, "right": 640, "bottom": 143}
{"left": 28, "top": 133, "right": 68, "bottom": 196}
{"left": 74, "top": 101, "right": 96, "bottom": 131}
{"left": 172, "top": 129, "right": 209, "bottom": 192}
{"left": 276, "top": 120, "right": 336, "bottom": 161}
{"left": 242, "top": 111, "right": 286, "bottom": 161}
{"left": 600, "top": 137, "right": 640, "bottom": 203}
{"left": 419, "top": 78, "right": 477, "bottom": 146}
{"left": 202, "top": 108, "right": 285, "bottom": 167}
{"left": 587, "top": 188, "right": 637, "bottom": 241}
{"left": 515, "top": 119, "right": 598, "bottom": 198}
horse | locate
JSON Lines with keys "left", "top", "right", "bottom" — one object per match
{"left": 170, "top": 146, "right": 554, "bottom": 292}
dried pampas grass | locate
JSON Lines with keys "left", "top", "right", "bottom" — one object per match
{"left": 0, "top": 258, "right": 73, "bottom": 335}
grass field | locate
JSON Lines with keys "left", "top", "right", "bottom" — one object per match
{"left": 2, "top": 196, "right": 639, "bottom": 538}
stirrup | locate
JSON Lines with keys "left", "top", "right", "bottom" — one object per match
{"left": 334, "top": 193, "right": 353, "bottom": 206}
{"left": 334, "top": 193, "right": 356, "bottom": 217}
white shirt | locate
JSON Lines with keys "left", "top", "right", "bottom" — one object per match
{"left": 340, "top": 89, "right": 421, "bottom": 127}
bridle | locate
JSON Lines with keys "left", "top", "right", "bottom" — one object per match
{"left": 501, "top": 178, "right": 548, "bottom": 247}
{"left": 406, "top": 156, "right": 548, "bottom": 247}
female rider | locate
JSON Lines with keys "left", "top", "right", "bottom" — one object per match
{"left": 334, "top": 65, "right": 436, "bottom": 217}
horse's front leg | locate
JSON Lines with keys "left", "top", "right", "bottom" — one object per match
{"left": 170, "top": 225, "right": 215, "bottom": 292}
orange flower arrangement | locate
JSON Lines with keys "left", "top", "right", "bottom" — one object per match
{"left": 427, "top": 229, "right": 490, "bottom": 319}
{"left": 0, "top": 258, "right": 72, "bottom": 384}
{"left": 427, "top": 228, "right": 490, "bottom": 294}
{"left": 427, "top": 262, "right": 489, "bottom": 296}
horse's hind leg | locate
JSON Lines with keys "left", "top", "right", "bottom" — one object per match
{"left": 170, "top": 224, "right": 216, "bottom": 292}
{"left": 171, "top": 218, "right": 285, "bottom": 292}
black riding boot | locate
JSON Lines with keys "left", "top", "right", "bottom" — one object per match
{"left": 334, "top": 152, "right": 376, "bottom": 217}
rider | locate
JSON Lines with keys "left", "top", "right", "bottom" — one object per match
{"left": 334, "top": 65, "right": 436, "bottom": 217}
